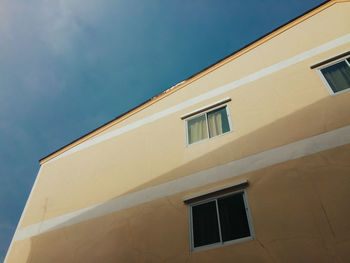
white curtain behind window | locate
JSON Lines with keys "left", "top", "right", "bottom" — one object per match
{"left": 188, "top": 115, "right": 208, "bottom": 144}
{"left": 208, "top": 110, "right": 223, "bottom": 137}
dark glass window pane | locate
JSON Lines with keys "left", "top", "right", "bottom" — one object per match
{"left": 218, "top": 193, "right": 251, "bottom": 242}
{"left": 321, "top": 61, "right": 350, "bottom": 93}
{"left": 207, "top": 107, "right": 230, "bottom": 138}
{"left": 192, "top": 201, "right": 220, "bottom": 247}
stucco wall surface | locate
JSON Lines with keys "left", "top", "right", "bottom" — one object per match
{"left": 6, "top": 143, "right": 350, "bottom": 263}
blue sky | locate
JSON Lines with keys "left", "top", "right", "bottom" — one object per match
{"left": 0, "top": 0, "right": 326, "bottom": 261}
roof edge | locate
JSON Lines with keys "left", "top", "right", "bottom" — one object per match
{"left": 40, "top": 0, "right": 342, "bottom": 165}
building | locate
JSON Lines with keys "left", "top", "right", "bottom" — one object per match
{"left": 5, "top": 0, "right": 350, "bottom": 262}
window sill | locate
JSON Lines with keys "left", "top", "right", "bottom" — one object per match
{"left": 183, "top": 179, "right": 248, "bottom": 204}
{"left": 191, "top": 236, "right": 254, "bottom": 253}
{"left": 186, "top": 129, "right": 233, "bottom": 147}
{"left": 328, "top": 87, "right": 350, "bottom": 96}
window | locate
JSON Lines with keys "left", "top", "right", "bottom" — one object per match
{"left": 189, "top": 190, "right": 254, "bottom": 251}
{"left": 318, "top": 57, "right": 350, "bottom": 94}
{"left": 186, "top": 105, "right": 231, "bottom": 145}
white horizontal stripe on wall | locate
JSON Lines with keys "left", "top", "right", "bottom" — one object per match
{"left": 49, "top": 33, "right": 350, "bottom": 163}
{"left": 14, "top": 124, "right": 350, "bottom": 241}
{"left": 3, "top": 167, "right": 44, "bottom": 263}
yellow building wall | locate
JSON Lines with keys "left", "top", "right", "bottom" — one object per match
{"left": 5, "top": 2, "right": 350, "bottom": 262}
{"left": 6, "top": 144, "right": 350, "bottom": 263}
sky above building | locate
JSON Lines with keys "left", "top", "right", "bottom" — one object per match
{"left": 0, "top": 0, "right": 326, "bottom": 261}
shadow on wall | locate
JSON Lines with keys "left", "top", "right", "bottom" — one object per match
{"left": 20, "top": 93, "right": 350, "bottom": 263}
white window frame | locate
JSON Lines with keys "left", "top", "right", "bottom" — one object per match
{"left": 184, "top": 103, "right": 233, "bottom": 146}
{"left": 188, "top": 189, "right": 255, "bottom": 252}
{"left": 316, "top": 55, "right": 350, "bottom": 96}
